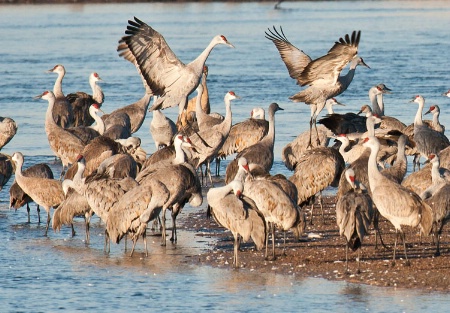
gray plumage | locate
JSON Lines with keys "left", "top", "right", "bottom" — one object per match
{"left": 381, "top": 134, "right": 408, "bottom": 184}
{"left": 150, "top": 109, "right": 177, "bottom": 149}
{"left": 117, "top": 17, "right": 234, "bottom": 120}
{"left": 336, "top": 168, "right": 374, "bottom": 273}
{"left": 10, "top": 162, "right": 53, "bottom": 223}
{"left": 65, "top": 103, "right": 105, "bottom": 144}
{"left": 265, "top": 27, "right": 369, "bottom": 147}
{"left": 0, "top": 116, "right": 18, "bottom": 150}
{"left": 11, "top": 152, "right": 65, "bottom": 236}
{"left": 0, "top": 153, "right": 13, "bottom": 191}
{"left": 47, "top": 64, "right": 74, "bottom": 128}
{"left": 225, "top": 103, "right": 283, "bottom": 184}
{"left": 66, "top": 72, "right": 104, "bottom": 127}
{"left": 206, "top": 179, "right": 266, "bottom": 268}
{"left": 106, "top": 179, "right": 170, "bottom": 256}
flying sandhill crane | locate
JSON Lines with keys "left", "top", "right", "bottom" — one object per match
{"left": 410, "top": 95, "right": 450, "bottom": 170}
{"left": 35, "top": 90, "right": 85, "bottom": 177}
{"left": 66, "top": 103, "right": 105, "bottom": 145}
{"left": 66, "top": 72, "right": 104, "bottom": 127}
{"left": 190, "top": 91, "right": 240, "bottom": 186}
{"left": 177, "top": 65, "right": 210, "bottom": 130}
{"left": 289, "top": 146, "right": 345, "bottom": 224}
{"left": 363, "top": 136, "right": 433, "bottom": 266}
{"left": 46, "top": 64, "right": 74, "bottom": 128}
{"left": 225, "top": 102, "right": 283, "bottom": 184}
{"left": 9, "top": 163, "right": 53, "bottom": 223}
{"left": 0, "top": 116, "right": 18, "bottom": 150}
{"left": 336, "top": 168, "right": 374, "bottom": 273}
{"left": 216, "top": 107, "right": 269, "bottom": 176}
{"left": 207, "top": 179, "right": 266, "bottom": 268}
{"left": 101, "top": 93, "right": 152, "bottom": 135}
{"left": 243, "top": 176, "right": 300, "bottom": 260}
{"left": 265, "top": 27, "right": 369, "bottom": 147}
{"left": 117, "top": 17, "right": 234, "bottom": 122}
{"left": 0, "top": 153, "right": 13, "bottom": 191}
{"left": 11, "top": 152, "right": 65, "bottom": 236}
{"left": 106, "top": 179, "right": 170, "bottom": 256}
{"left": 150, "top": 108, "right": 177, "bottom": 150}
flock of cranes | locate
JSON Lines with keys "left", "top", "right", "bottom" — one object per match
{"left": 1, "top": 16, "right": 450, "bottom": 272}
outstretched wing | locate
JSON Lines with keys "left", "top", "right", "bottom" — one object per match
{"left": 117, "top": 17, "right": 185, "bottom": 98}
{"left": 265, "top": 26, "right": 312, "bottom": 85}
{"left": 300, "top": 31, "right": 360, "bottom": 87}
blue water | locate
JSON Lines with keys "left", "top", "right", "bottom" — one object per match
{"left": 1, "top": 1, "right": 450, "bottom": 312}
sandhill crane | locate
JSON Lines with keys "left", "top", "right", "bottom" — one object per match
{"left": 106, "top": 179, "right": 170, "bottom": 256}
{"left": 11, "top": 152, "right": 65, "bottom": 236}
{"left": 410, "top": 95, "right": 450, "bottom": 169}
{"left": 368, "top": 84, "right": 406, "bottom": 133}
{"left": 190, "top": 91, "right": 240, "bottom": 186}
{"left": 35, "top": 90, "right": 85, "bottom": 177}
{"left": 207, "top": 179, "right": 266, "bottom": 268}
{"left": 177, "top": 65, "right": 210, "bottom": 130}
{"left": 46, "top": 64, "right": 74, "bottom": 128}
{"left": 0, "top": 116, "right": 18, "bottom": 150}
{"left": 243, "top": 176, "right": 300, "bottom": 260}
{"left": 424, "top": 105, "right": 445, "bottom": 134}
{"left": 336, "top": 168, "right": 374, "bottom": 273}
{"left": 289, "top": 146, "right": 344, "bottom": 224}
{"left": 66, "top": 103, "right": 105, "bottom": 144}
{"left": 216, "top": 107, "right": 269, "bottom": 176}
{"left": 381, "top": 134, "right": 408, "bottom": 184}
{"left": 225, "top": 102, "right": 283, "bottom": 184}
{"left": 442, "top": 89, "right": 450, "bottom": 98}
{"left": 265, "top": 27, "right": 369, "bottom": 147}
{"left": 0, "top": 153, "right": 13, "bottom": 191}
{"left": 66, "top": 72, "right": 104, "bottom": 127}
{"left": 421, "top": 181, "right": 450, "bottom": 256}
{"left": 117, "top": 17, "right": 234, "bottom": 121}
{"left": 101, "top": 93, "right": 151, "bottom": 135}
{"left": 9, "top": 163, "right": 53, "bottom": 223}
{"left": 64, "top": 155, "right": 139, "bottom": 252}
{"left": 363, "top": 136, "right": 433, "bottom": 266}
{"left": 102, "top": 112, "right": 132, "bottom": 140}
{"left": 150, "top": 109, "right": 177, "bottom": 150}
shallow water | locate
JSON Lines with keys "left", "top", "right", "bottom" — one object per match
{"left": 1, "top": 1, "right": 450, "bottom": 311}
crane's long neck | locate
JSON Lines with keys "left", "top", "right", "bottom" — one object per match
{"left": 200, "top": 73, "right": 210, "bottom": 113}
{"left": 367, "top": 140, "right": 383, "bottom": 194}
{"left": 190, "top": 40, "right": 219, "bottom": 77}
{"left": 173, "top": 140, "right": 187, "bottom": 165}
{"left": 376, "top": 93, "right": 385, "bottom": 116}
{"left": 263, "top": 108, "right": 276, "bottom": 147}
{"left": 338, "top": 139, "right": 350, "bottom": 161}
{"left": 206, "top": 183, "right": 233, "bottom": 207}
{"left": 338, "top": 58, "right": 358, "bottom": 94}
{"left": 369, "top": 88, "right": 383, "bottom": 116}
{"left": 325, "top": 101, "right": 334, "bottom": 114}
{"left": 396, "top": 137, "right": 407, "bottom": 165}
{"left": 53, "top": 72, "right": 65, "bottom": 98}
{"left": 366, "top": 117, "right": 376, "bottom": 137}
{"left": 432, "top": 111, "right": 440, "bottom": 126}
{"left": 220, "top": 96, "right": 233, "bottom": 134}
{"left": 431, "top": 159, "right": 444, "bottom": 185}
{"left": 45, "top": 95, "right": 59, "bottom": 134}
{"left": 414, "top": 99, "right": 424, "bottom": 127}
{"left": 91, "top": 80, "right": 104, "bottom": 104}
{"left": 233, "top": 166, "right": 247, "bottom": 183}
{"left": 89, "top": 108, "right": 105, "bottom": 135}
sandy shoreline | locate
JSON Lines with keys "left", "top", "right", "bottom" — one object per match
{"left": 179, "top": 192, "right": 450, "bottom": 293}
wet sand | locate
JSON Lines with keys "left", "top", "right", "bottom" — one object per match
{"left": 180, "top": 190, "right": 450, "bottom": 292}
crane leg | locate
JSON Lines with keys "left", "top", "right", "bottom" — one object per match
{"left": 130, "top": 238, "right": 137, "bottom": 257}
{"left": 233, "top": 235, "right": 239, "bottom": 268}
{"left": 26, "top": 203, "right": 31, "bottom": 223}
{"left": 264, "top": 222, "right": 270, "bottom": 259}
{"left": 37, "top": 205, "right": 41, "bottom": 224}
{"left": 170, "top": 208, "right": 179, "bottom": 243}
{"left": 161, "top": 208, "right": 167, "bottom": 246}
{"left": 307, "top": 118, "right": 314, "bottom": 148}
{"left": 400, "top": 231, "right": 410, "bottom": 266}
{"left": 71, "top": 223, "right": 76, "bottom": 237}
{"left": 373, "top": 210, "right": 390, "bottom": 250}
{"left": 282, "top": 231, "right": 287, "bottom": 256}
{"left": 356, "top": 249, "right": 361, "bottom": 274}
{"left": 313, "top": 117, "right": 321, "bottom": 146}
{"left": 44, "top": 211, "right": 51, "bottom": 236}
{"left": 206, "top": 161, "right": 214, "bottom": 187}
{"left": 434, "top": 222, "right": 444, "bottom": 257}
{"left": 84, "top": 212, "right": 91, "bottom": 244}
{"left": 345, "top": 241, "right": 349, "bottom": 274}
{"left": 143, "top": 229, "right": 148, "bottom": 257}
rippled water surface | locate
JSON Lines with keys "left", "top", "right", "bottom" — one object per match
{"left": 1, "top": 1, "right": 450, "bottom": 311}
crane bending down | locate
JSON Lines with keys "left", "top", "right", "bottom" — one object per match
{"left": 336, "top": 168, "right": 374, "bottom": 273}
{"left": 265, "top": 27, "right": 369, "bottom": 147}
{"left": 117, "top": 17, "right": 234, "bottom": 121}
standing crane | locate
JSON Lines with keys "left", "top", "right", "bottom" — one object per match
{"left": 206, "top": 179, "right": 266, "bottom": 268}
{"left": 11, "top": 152, "right": 65, "bottom": 236}
{"left": 265, "top": 27, "right": 369, "bottom": 147}
{"left": 363, "top": 136, "right": 433, "bottom": 266}
{"left": 225, "top": 102, "right": 283, "bottom": 184}
{"left": 336, "top": 168, "right": 373, "bottom": 273}
{"left": 150, "top": 108, "right": 177, "bottom": 150}
{"left": 46, "top": 64, "right": 74, "bottom": 128}
{"left": 117, "top": 17, "right": 234, "bottom": 122}
{"left": 66, "top": 72, "right": 104, "bottom": 127}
